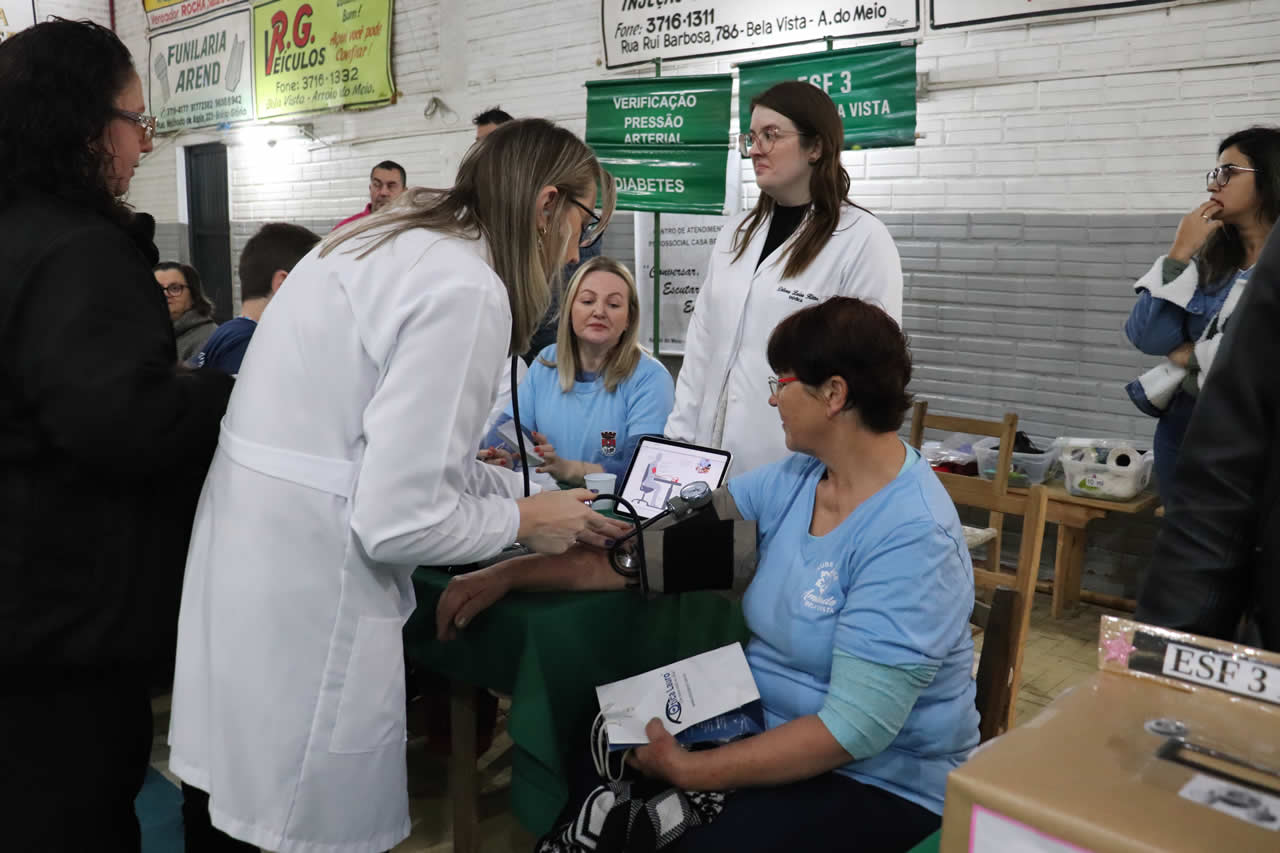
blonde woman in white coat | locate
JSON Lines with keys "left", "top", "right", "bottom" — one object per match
{"left": 666, "top": 81, "right": 903, "bottom": 475}
{"left": 168, "top": 120, "right": 624, "bottom": 853}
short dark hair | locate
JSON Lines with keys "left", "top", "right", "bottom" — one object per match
{"left": 473, "top": 107, "right": 513, "bottom": 127}
{"left": 371, "top": 160, "right": 406, "bottom": 185}
{"left": 0, "top": 19, "right": 137, "bottom": 226}
{"left": 766, "top": 297, "right": 912, "bottom": 433}
{"left": 238, "top": 223, "right": 321, "bottom": 302}
{"left": 154, "top": 261, "right": 214, "bottom": 317}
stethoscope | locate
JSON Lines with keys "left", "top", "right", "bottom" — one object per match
{"left": 601, "top": 480, "right": 714, "bottom": 594}
{"left": 508, "top": 354, "right": 714, "bottom": 591}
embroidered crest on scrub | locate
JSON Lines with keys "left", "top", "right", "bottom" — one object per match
{"left": 600, "top": 430, "right": 617, "bottom": 456}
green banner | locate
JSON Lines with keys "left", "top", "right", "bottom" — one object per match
{"left": 591, "top": 145, "right": 729, "bottom": 215}
{"left": 737, "top": 44, "right": 916, "bottom": 151}
{"left": 252, "top": 0, "right": 395, "bottom": 120}
{"left": 585, "top": 75, "right": 731, "bottom": 147}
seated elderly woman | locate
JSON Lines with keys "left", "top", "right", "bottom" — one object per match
{"left": 442, "top": 296, "right": 978, "bottom": 852}
{"left": 480, "top": 255, "right": 674, "bottom": 485}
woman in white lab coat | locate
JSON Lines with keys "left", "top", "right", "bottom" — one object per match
{"left": 665, "top": 81, "right": 904, "bottom": 475}
{"left": 169, "top": 119, "right": 623, "bottom": 853}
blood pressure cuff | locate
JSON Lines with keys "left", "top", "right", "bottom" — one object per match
{"left": 639, "top": 486, "right": 757, "bottom": 597}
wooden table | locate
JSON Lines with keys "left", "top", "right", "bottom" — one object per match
{"left": 1010, "top": 483, "right": 1159, "bottom": 618}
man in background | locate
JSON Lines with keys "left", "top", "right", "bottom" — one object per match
{"left": 332, "top": 160, "right": 406, "bottom": 230}
{"left": 473, "top": 106, "right": 513, "bottom": 140}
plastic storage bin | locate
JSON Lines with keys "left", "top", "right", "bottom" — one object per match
{"left": 974, "top": 436, "right": 1062, "bottom": 488}
{"left": 1060, "top": 439, "right": 1153, "bottom": 501}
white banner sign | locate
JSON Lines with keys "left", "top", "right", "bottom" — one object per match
{"left": 635, "top": 212, "right": 732, "bottom": 355}
{"left": 0, "top": 0, "right": 35, "bottom": 43}
{"left": 929, "top": 0, "right": 1176, "bottom": 30}
{"left": 148, "top": 8, "right": 253, "bottom": 133}
{"left": 602, "top": 0, "right": 920, "bottom": 68}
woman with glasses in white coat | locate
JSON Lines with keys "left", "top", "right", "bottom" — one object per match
{"left": 169, "top": 119, "right": 626, "bottom": 853}
{"left": 665, "top": 81, "right": 903, "bottom": 475}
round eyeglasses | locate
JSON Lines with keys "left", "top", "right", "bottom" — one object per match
{"left": 738, "top": 128, "right": 811, "bottom": 159}
{"left": 1206, "top": 164, "right": 1258, "bottom": 189}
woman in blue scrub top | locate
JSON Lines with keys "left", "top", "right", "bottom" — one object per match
{"left": 445, "top": 296, "right": 979, "bottom": 852}
{"left": 481, "top": 256, "right": 674, "bottom": 485}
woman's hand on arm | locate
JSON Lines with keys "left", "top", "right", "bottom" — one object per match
{"left": 629, "top": 715, "right": 850, "bottom": 791}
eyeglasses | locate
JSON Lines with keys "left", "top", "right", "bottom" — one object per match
{"left": 570, "top": 198, "right": 604, "bottom": 249}
{"left": 1206, "top": 164, "right": 1258, "bottom": 189}
{"left": 767, "top": 376, "right": 800, "bottom": 396}
{"left": 114, "top": 109, "right": 157, "bottom": 141}
{"left": 160, "top": 283, "right": 187, "bottom": 297}
{"left": 738, "top": 128, "right": 810, "bottom": 159}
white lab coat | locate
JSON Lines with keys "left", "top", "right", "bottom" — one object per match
{"left": 168, "top": 227, "right": 529, "bottom": 853}
{"left": 665, "top": 204, "right": 903, "bottom": 475}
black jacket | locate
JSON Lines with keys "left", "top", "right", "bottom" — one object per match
{"left": 0, "top": 193, "right": 234, "bottom": 684}
{"left": 1136, "top": 223, "right": 1280, "bottom": 652}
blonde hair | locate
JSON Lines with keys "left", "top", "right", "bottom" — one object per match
{"left": 542, "top": 256, "right": 643, "bottom": 393}
{"left": 321, "top": 118, "right": 616, "bottom": 354}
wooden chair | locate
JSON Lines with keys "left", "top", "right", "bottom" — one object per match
{"left": 941, "top": 478, "right": 1050, "bottom": 737}
{"left": 972, "top": 587, "right": 1019, "bottom": 743}
{"left": 908, "top": 400, "right": 1019, "bottom": 570}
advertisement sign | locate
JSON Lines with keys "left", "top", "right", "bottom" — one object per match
{"left": 148, "top": 9, "right": 253, "bottom": 132}
{"left": 738, "top": 43, "right": 916, "bottom": 150}
{"left": 592, "top": 145, "right": 736, "bottom": 215}
{"left": 252, "top": 0, "right": 394, "bottom": 119}
{"left": 144, "top": 0, "right": 246, "bottom": 31}
{"left": 601, "top": 0, "right": 920, "bottom": 68}
{"left": 634, "top": 212, "right": 732, "bottom": 354}
{"left": 0, "top": 0, "right": 35, "bottom": 43}
{"left": 585, "top": 75, "right": 732, "bottom": 147}
{"left": 930, "top": 0, "right": 1174, "bottom": 30}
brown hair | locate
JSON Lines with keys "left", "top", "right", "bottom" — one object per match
{"left": 153, "top": 261, "right": 214, "bottom": 317}
{"left": 732, "top": 81, "right": 862, "bottom": 279}
{"left": 766, "top": 296, "right": 912, "bottom": 433}
{"left": 542, "top": 256, "right": 643, "bottom": 393}
{"left": 323, "top": 119, "right": 616, "bottom": 354}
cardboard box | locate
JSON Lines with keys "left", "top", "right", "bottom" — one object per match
{"left": 941, "top": 617, "right": 1280, "bottom": 852}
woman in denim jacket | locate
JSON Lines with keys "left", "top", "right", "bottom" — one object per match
{"left": 1125, "top": 126, "right": 1280, "bottom": 505}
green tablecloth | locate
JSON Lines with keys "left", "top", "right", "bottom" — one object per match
{"left": 906, "top": 830, "right": 941, "bottom": 853}
{"left": 403, "top": 567, "right": 749, "bottom": 835}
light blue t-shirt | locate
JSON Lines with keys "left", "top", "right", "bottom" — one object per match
{"left": 485, "top": 344, "right": 675, "bottom": 478}
{"left": 727, "top": 448, "right": 980, "bottom": 815}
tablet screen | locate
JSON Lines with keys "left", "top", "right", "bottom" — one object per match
{"left": 618, "top": 437, "right": 732, "bottom": 519}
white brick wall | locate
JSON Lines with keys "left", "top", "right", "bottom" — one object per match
{"left": 115, "top": 0, "right": 1280, "bottom": 222}
{"left": 105, "top": 0, "right": 1279, "bottom": 596}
